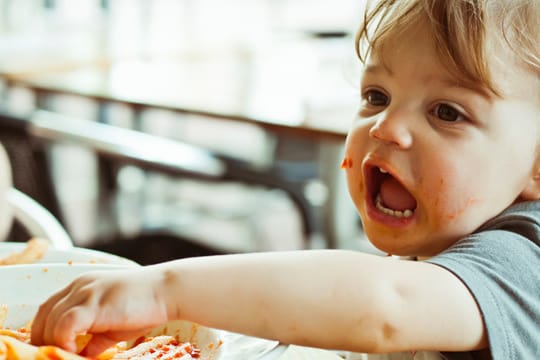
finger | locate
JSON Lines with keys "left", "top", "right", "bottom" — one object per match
{"left": 80, "top": 330, "right": 148, "bottom": 358}
{"left": 31, "top": 284, "right": 72, "bottom": 345}
{"left": 50, "top": 306, "right": 97, "bottom": 353}
{"left": 79, "top": 333, "right": 119, "bottom": 357}
{"left": 40, "top": 282, "right": 96, "bottom": 349}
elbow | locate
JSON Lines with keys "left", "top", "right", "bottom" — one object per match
{"left": 348, "top": 313, "right": 400, "bottom": 353}
{"left": 345, "top": 283, "right": 405, "bottom": 353}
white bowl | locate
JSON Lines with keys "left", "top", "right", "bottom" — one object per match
{"left": 0, "top": 263, "right": 135, "bottom": 328}
{"left": 0, "top": 263, "right": 224, "bottom": 359}
{"left": 0, "top": 242, "right": 137, "bottom": 266}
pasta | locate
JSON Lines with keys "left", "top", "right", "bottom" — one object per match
{"left": 0, "top": 309, "right": 203, "bottom": 360}
{"left": 0, "top": 335, "right": 87, "bottom": 360}
{"left": 0, "top": 330, "right": 202, "bottom": 360}
{"left": 99, "top": 336, "right": 201, "bottom": 359}
{"left": 0, "top": 242, "right": 210, "bottom": 359}
{"left": 0, "top": 238, "right": 49, "bottom": 266}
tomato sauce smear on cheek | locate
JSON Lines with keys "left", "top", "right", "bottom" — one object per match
{"left": 341, "top": 157, "right": 353, "bottom": 169}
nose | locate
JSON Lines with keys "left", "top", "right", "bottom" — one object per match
{"left": 368, "top": 112, "right": 413, "bottom": 149}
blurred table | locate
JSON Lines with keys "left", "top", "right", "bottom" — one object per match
{"left": 1, "top": 38, "right": 362, "bottom": 249}
{"left": 0, "top": 27, "right": 111, "bottom": 78}
{"left": 3, "top": 53, "right": 355, "bottom": 140}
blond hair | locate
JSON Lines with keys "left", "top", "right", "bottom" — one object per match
{"left": 356, "top": 0, "right": 540, "bottom": 96}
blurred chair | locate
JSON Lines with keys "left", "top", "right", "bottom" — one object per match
{"left": 0, "top": 111, "right": 65, "bottom": 235}
{"left": 27, "top": 110, "right": 315, "bottom": 246}
{"left": 6, "top": 187, "right": 73, "bottom": 249}
{"left": 0, "top": 141, "right": 73, "bottom": 249}
{"left": 0, "top": 143, "right": 12, "bottom": 242}
{"left": 0, "top": 110, "right": 234, "bottom": 263}
{"left": 0, "top": 109, "right": 317, "bottom": 263}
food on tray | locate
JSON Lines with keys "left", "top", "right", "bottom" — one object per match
{"left": 98, "top": 335, "right": 201, "bottom": 359}
{"left": 0, "top": 329, "right": 202, "bottom": 360}
{"left": 0, "top": 238, "right": 48, "bottom": 265}
{"left": 0, "top": 240, "right": 138, "bottom": 266}
{"left": 0, "top": 335, "right": 87, "bottom": 360}
{"left": 0, "top": 307, "right": 208, "bottom": 360}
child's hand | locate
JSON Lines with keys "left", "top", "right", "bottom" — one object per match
{"left": 30, "top": 267, "right": 169, "bottom": 356}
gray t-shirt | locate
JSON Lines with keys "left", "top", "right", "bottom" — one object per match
{"left": 428, "top": 200, "right": 540, "bottom": 359}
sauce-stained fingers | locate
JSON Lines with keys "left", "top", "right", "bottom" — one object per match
{"left": 41, "top": 282, "right": 101, "bottom": 351}
{"left": 31, "top": 285, "right": 72, "bottom": 346}
{"left": 80, "top": 329, "right": 149, "bottom": 357}
{"left": 50, "top": 306, "right": 96, "bottom": 353}
{"left": 79, "top": 333, "right": 118, "bottom": 357}
{"left": 32, "top": 275, "right": 96, "bottom": 347}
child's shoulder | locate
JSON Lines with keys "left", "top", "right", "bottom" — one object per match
{"left": 475, "top": 199, "right": 540, "bottom": 245}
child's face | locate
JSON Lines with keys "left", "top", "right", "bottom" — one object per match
{"left": 345, "top": 21, "right": 540, "bottom": 256}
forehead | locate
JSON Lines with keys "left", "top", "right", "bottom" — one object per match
{"left": 369, "top": 16, "right": 538, "bottom": 103}
{"left": 487, "top": 38, "right": 540, "bottom": 103}
{"left": 367, "top": 21, "right": 467, "bottom": 87}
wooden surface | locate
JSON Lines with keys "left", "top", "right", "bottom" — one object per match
{"left": 0, "top": 31, "right": 362, "bottom": 249}
{"left": 3, "top": 37, "right": 360, "bottom": 140}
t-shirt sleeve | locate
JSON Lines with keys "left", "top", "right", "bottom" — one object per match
{"left": 426, "top": 228, "right": 540, "bottom": 359}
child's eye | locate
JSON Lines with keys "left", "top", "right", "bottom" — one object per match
{"left": 362, "top": 89, "right": 389, "bottom": 107}
{"left": 431, "top": 103, "right": 466, "bottom": 122}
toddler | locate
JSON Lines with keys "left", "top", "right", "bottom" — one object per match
{"left": 32, "top": 0, "right": 540, "bottom": 358}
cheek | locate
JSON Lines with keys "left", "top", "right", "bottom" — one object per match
{"left": 344, "top": 158, "right": 364, "bottom": 209}
{"left": 343, "top": 131, "right": 368, "bottom": 205}
{"left": 417, "top": 159, "right": 480, "bottom": 222}
{"left": 346, "top": 143, "right": 365, "bottom": 208}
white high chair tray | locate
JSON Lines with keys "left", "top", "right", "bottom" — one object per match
{"left": 0, "top": 263, "right": 282, "bottom": 359}
{"left": 0, "top": 242, "right": 137, "bottom": 266}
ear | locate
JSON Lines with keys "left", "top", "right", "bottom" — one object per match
{"left": 520, "top": 159, "right": 540, "bottom": 200}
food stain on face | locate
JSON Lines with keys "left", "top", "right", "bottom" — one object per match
{"left": 428, "top": 176, "right": 478, "bottom": 221}
{"left": 340, "top": 157, "right": 353, "bottom": 169}
{"left": 446, "top": 197, "right": 478, "bottom": 220}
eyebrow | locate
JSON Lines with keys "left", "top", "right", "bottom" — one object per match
{"left": 363, "top": 63, "right": 493, "bottom": 99}
{"left": 363, "top": 64, "right": 393, "bottom": 77}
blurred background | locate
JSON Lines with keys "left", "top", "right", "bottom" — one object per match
{"left": 0, "top": 0, "right": 378, "bottom": 264}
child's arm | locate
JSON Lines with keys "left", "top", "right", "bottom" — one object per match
{"left": 31, "top": 250, "right": 487, "bottom": 355}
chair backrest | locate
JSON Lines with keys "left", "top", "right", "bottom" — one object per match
{"left": 0, "top": 145, "right": 13, "bottom": 242}
{"left": 0, "top": 111, "right": 65, "bottom": 229}
{"left": 0, "top": 139, "right": 72, "bottom": 249}
{"left": 6, "top": 187, "right": 73, "bottom": 249}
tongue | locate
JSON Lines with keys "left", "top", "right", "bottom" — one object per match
{"left": 380, "top": 177, "right": 417, "bottom": 211}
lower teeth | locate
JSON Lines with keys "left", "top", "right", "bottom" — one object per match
{"left": 375, "top": 194, "right": 413, "bottom": 218}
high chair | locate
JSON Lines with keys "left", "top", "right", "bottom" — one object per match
{"left": 0, "top": 140, "right": 73, "bottom": 249}
{"left": 6, "top": 187, "right": 73, "bottom": 249}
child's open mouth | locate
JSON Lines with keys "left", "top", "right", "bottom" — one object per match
{"left": 367, "top": 166, "right": 417, "bottom": 219}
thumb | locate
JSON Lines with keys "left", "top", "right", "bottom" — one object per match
{"left": 79, "top": 330, "right": 149, "bottom": 357}
{"left": 79, "top": 334, "right": 119, "bottom": 358}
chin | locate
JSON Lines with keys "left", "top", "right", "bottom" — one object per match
{"left": 364, "top": 231, "right": 411, "bottom": 256}
{"left": 371, "top": 242, "right": 419, "bottom": 257}
{"left": 363, "top": 229, "right": 431, "bottom": 257}
{"left": 369, "top": 233, "right": 460, "bottom": 257}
